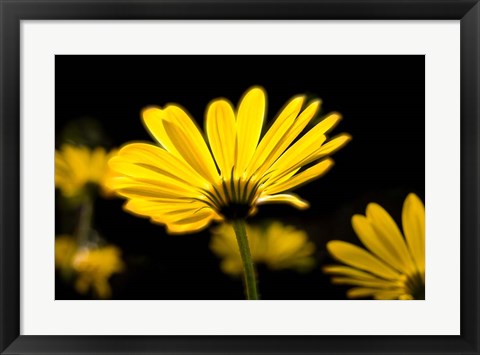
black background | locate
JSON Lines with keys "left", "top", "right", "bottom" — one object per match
{"left": 55, "top": 55, "right": 424, "bottom": 300}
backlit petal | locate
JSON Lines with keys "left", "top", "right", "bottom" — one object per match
{"left": 109, "top": 159, "right": 198, "bottom": 194}
{"left": 347, "top": 288, "right": 405, "bottom": 300}
{"left": 265, "top": 159, "right": 334, "bottom": 194}
{"left": 323, "top": 265, "right": 386, "bottom": 281}
{"left": 257, "top": 193, "right": 309, "bottom": 209}
{"left": 246, "top": 95, "right": 304, "bottom": 176}
{"left": 327, "top": 241, "right": 400, "bottom": 279}
{"left": 331, "top": 277, "right": 400, "bottom": 289}
{"left": 142, "top": 105, "right": 219, "bottom": 181}
{"left": 347, "top": 287, "right": 378, "bottom": 298}
{"left": 235, "top": 87, "right": 266, "bottom": 176}
{"left": 162, "top": 119, "right": 219, "bottom": 182}
{"left": 314, "top": 112, "right": 342, "bottom": 134}
{"left": 268, "top": 130, "right": 327, "bottom": 180}
{"left": 125, "top": 197, "right": 208, "bottom": 213}
{"left": 205, "top": 99, "right": 237, "bottom": 176}
{"left": 372, "top": 290, "right": 406, "bottom": 300}
{"left": 255, "top": 100, "right": 322, "bottom": 180}
{"left": 313, "top": 133, "right": 352, "bottom": 159}
{"left": 352, "top": 214, "right": 409, "bottom": 273}
{"left": 159, "top": 213, "right": 218, "bottom": 234}
{"left": 112, "top": 143, "right": 209, "bottom": 189}
{"left": 366, "top": 203, "right": 414, "bottom": 272}
{"left": 402, "top": 193, "right": 425, "bottom": 272}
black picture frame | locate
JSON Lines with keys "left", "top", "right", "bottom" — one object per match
{"left": 1, "top": 0, "right": 478, "bottom": 354}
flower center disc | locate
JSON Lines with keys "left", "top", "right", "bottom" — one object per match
{"left": 219, "top": 202, "right": 252, "bottom": 220}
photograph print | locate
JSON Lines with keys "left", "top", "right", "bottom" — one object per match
{"left": 55, "top": 55, "right": 425, "bottom": 301}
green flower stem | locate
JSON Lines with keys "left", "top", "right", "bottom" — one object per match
{"left": 232, "top": 219, "right": 259, "bottom": 300}
{"left": 76, "top": 194, "right": 94, "bottom": 244}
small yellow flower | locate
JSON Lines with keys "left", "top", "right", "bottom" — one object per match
{"left": 109, "top": 86, "right": 350, "bottom": 234}
{"left": 72, "top": 245, "right": 125, "bottom": 299}
{"left": 55, "top": 145, "right": 118, "bottom": 197}
{"left": 55, "top": 236, "right": 125, "bottom": 299}
{"left": 324, "top": 193, "right": 425, "bottom": 300}
{"left": 210, "top": 221, "right": 316, "bottom": 276}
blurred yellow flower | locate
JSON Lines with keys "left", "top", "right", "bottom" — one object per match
{"left": 210, "top": 221, "right": 316, "bottom": 276}
{"left": 55, "top": 236, "right": 125, "bottom": 299}
{"left": 55, "top": 145, "right": 118, "bottom": 197}
{"left": 72, "top": 245, "right": 125, "bottom": 299}
{"left": 324, "top": 193, "right": 425, "bottom": 300}
{"left": 109, "top": 86, "right": 350, "bottom": 234}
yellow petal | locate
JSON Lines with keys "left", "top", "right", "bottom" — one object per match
{"left": 327, "top": 241, "right": 400, "bottom": 279}
{"left": 366, "top": 203, "right": 415, "bottom": 272}
{"left": 250, "top": 100, "right": 323, "bottom": 180}
{"left": 270, "top": 167, "right": 300, "bottom": 186}
{"left": 347, "top": 288, "right": 405, "bottom": 300}
{"left": 372, "top": 290, "right": 406, "bottom": 300}
{"left": 235, "top": 87, "right": 266, "bottom": 176}
{"left": 265, "top": 158, "right": 334, "bottom": 194}
{"left": 285, "top": 100, "right": 322, "bottom": 144}
{"left": 125, "top": 200, "right": 219, "bottom": 235}
{"left": 323, "top": 265, "right": 385, "bottom": 281}
{"left": 331, "top": 277, "right": 400, "bottom": 289}
{"left": 205, "top": 99, "right": 237, "bottom": 176}
{"left": 124, "top": 198, "right": 208, "bottom": 216}
{"left": 402, "top": 193, "right": 425, "bottom": 272}
{"left": 162, "top": 119, "right": 219, "bottom": 182}
{"left": 114, "top": 143, "right": 209, "bottom": 189}
{"left": 268, "top": 130, "right": 327, "bottom": 181}
{"left": 158, "top": 208, "right": 217, "bottom": 223}
{"left": 347, "top": 287, "right": 378, "bottom": 299}
{"left": 313, "top": 133, "right": 352, "bottom": 159}
{"left": 256, "top": 193, "right": 309, "bottom": 209}
{"left": 109, "top": 159, "right": 198, "bottom": 194}
{"left": 246, "top": 95, "right": 304, "bottom": 176}
{"left": 142, "top": 105, "right": 219, "bottom": 181}
{"left": 314, "top": 112, "right": 342, "bottom": 134}
{"left": 110, "top": 148, "right": 204, "bottom": 192}
{"left": 159, "top": 213, "right": 217, "bottom": 234}
{"left": 268, "top": 107, "right": 342, "bottom": 179}
{"left": 142, "top": 107, "right": 175, "bottom": 150}
{"left": 113, "top": 178, "right": 196, "bottom": 199}
{"left": 352, "top": 214, "right": 410, "bottom": 273}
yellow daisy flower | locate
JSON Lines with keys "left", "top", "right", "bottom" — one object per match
{"left": 72, "top": 245, "right": 125, "bottom": 299}
{"left": 55, "top": 145, "right": 118, "bottom": 197}
{"left": 109, "top": 86, "right": 350, "bottom": 234}
{"left": 55, "top": 236, "right": 125, "bottom": 299}
{"left": 210, "top": 221, "right": 316, "bottom": 276}
{"left": 324, "top": 193, "right": 425, "bottom": 300}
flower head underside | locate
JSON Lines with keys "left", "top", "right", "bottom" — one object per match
{"left": 109, "top": 86, "right": 351, "bottom": 234}
{"left": 324, "top": 193, "right": 425, "bottom": 300}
